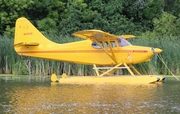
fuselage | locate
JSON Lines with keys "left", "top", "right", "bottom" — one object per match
{"left": 15, "top": 39, "right": 161, "bottom": 66}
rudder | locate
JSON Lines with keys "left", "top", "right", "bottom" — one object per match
{"left": 14, "top": 17, "right": 55, "bottom": 46}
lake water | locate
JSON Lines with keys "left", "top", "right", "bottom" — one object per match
{"left": 0, "top": 76, "right": 180, "bottom": 113}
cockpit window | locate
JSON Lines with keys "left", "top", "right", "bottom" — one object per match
{"left": 110, "top": 41, "right": 116, "bottom": 47}
{"left": 118, "top": 38, "right": 132, "bottom": 47}
{"left": 92, "top": 42, "right": 103, "bottom": 49}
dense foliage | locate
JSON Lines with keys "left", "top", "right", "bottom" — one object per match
{"left": 0, "top": 0, "right": 180, "bottom": 75}
{"left": 0, "top": 0, "right": 165, "bottom": 35}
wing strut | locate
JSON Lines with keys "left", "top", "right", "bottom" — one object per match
{"left": 93, "top": 38, "right": 117, "bottom": 63}
{"left": 74, "top": 32, "right": 118, "bottom": 64}
{"left": 107, "top": 37, "right": 117, "bottom": 63}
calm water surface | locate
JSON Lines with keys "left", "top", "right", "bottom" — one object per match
{"left": 0, "top": 76, "right": 180, "bottom": 113}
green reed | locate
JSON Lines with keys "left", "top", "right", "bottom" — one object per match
{"left": 131, "top": 37, "right": 180, "bottom": 75}
{"left": 0, "top": 35, "right": 180, "bottom": 76}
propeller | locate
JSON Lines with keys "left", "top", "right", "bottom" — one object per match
{"left": 151, "top": 47, "right": 162, "bottom": 54}
{"left": 151, "top": 47, "right": 162, "bottom": 63}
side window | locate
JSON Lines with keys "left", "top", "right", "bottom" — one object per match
{"left": 110, "top": 41, "right": 116, "bottom": 48}
{"left": 104, "top": 42, "right": 109, "bottom": 48}
{"left": 104, "top": 41, "right": 116, "bottom": 48}
{"left": 92, "top": 42, "right": 103, "bottom": 49}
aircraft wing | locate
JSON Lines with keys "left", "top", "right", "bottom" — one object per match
{"left": 73, "top": 30, "right": 135, "bottom": 41}
{"left": 73, "top": 30, "right": 136, "bottom": 64}
{"left": 118, "top": 35, "right": 136, "bottom": 40}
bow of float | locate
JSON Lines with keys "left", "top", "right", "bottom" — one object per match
{"left": 51, "top": 74, "right": 165, "bottom": 84}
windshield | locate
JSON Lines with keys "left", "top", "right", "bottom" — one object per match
{"left": 118, "top": 38, "right": 132, "bottom": 47}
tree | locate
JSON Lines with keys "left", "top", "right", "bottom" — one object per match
{"left": 122, "top": 0, "right": 162, "bottom": 32}
{"left": 33, "top": 0, "right": 67, "bottom": 34}
{"left": 59, "top": 0, "right": 92, "bottom": 35}
{"left": 153, "top": 12, "right": 179, "bottom": 37}
{"left": 163, "top": 0, "right": 180, "bottom": 17}
{"left": 0, "top": 0, "right": 34, "bottom": 36}
{"left": 85, "top": 0, "right": 137, "bottom": 35}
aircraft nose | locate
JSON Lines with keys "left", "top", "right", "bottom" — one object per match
{"left": 154, "top": 48, "right": 162, "bottom": 53}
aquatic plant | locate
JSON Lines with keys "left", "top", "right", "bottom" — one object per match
{"left": 0, "top": 35, "right": 180, "bottom": 76}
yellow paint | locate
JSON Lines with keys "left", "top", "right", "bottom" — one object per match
{"left": 51, "top": 74, "right": 59, "bottom": 82}
{"left": 62, "top": 73, "right": 68, "bottom": 78}
{"left": 58, "top": 75, "right": 164, "bottom": 84}
{"left": 14, "top": 17, "right": 163, "bottom": 79}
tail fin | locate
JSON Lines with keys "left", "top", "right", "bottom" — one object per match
{"left": 14, "top": 17, "right": 55, "bottom": 46}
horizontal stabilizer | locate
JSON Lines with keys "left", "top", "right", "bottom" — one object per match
{"left": 14, "top": 42, "right": 39, "bottom": 47}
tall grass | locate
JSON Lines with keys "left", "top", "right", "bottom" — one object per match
{"left": 131, "top": 37, "right": 180, "bottom": 75}
{"left": 0, "top": 35, "right": 179, "bottom": 76}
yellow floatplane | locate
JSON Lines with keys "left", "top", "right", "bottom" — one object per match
{"left": 14, "top": 17, "right": 165, "bottom": 84}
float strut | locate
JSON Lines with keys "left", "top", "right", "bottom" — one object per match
{"left": 93, "top": 64, "right": 100, "bottom": 77}
{"left": 129, "top": 64, "right": 141, "bottom": 75}
{"left": 123, "top": 63, "right": 135, "bottom": 76}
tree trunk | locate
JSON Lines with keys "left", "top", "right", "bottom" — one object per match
{"left": 5, "top": 56, "right": 8, "bottom": 74}
{"left": 57, "top": 63, "right": 60, "bottom": 75}
{"left": 25, "top": 57, "right": 31, "bottom": 75}
{"left": 35, "top": 61, "right": 39, "bottom": 75}
{"left": 41, "top": 60, "right": 45, "bottom": 75}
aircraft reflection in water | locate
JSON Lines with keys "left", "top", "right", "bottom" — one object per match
{"left": 13, "top": 17, "right": 164, "bottom": 83}
{"left": 8, "top": 82, "right": 160, "bottom": 113}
